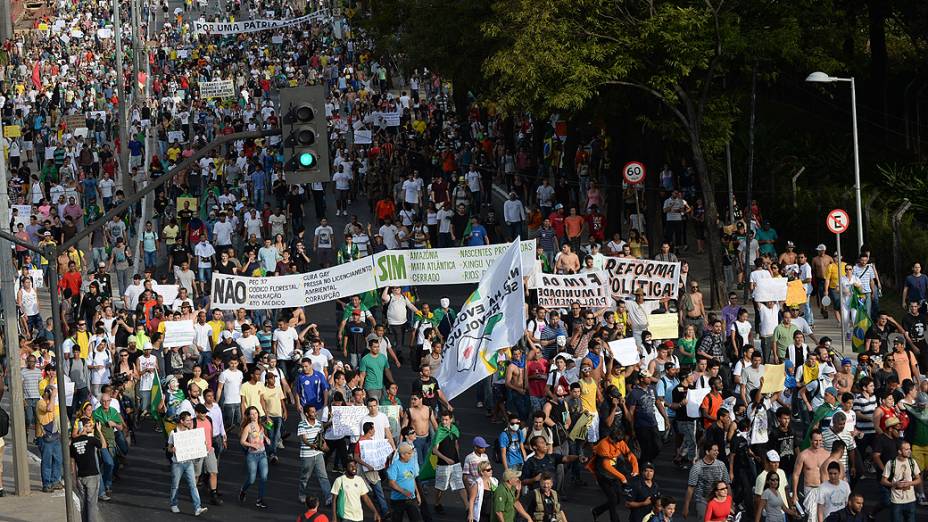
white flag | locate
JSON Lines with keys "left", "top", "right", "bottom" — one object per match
{"left": 439, "top": 239, "right": 526, "bottom": 401}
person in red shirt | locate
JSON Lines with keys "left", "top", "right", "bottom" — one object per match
{"left": 296, "top": 496, "right": 329, "bottom": 522}
{"left": 58, "top": 261, "right": 82, "bottom": 298}
{"left": 704, "top": 480, "right": 732, "bottom": 522}
{"left": 586, "top": 205, "right": 606, "bottom": 244}
{"left": 549, "top": 205, "right": 566, "bottom": 240}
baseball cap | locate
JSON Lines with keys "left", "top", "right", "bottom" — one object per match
{"left": 824, "top": 386, "right": 838, "bottom": 397}
{"left": 473, "top": 436, "right": 490, "bottom": 449}
{"left": 766, "top": 450, "right": 780, "bottom": 462}
{"left": 816, "top": 244, "right": 826, "bottom": 251}
{"left": 916, "top": 392, "right": 928, "bottom": 407}
{"left": 98, "top": 261, "right": 106, "bottom": 268}
{"left": 786, "top": 241, "right": 795, "bottom": 247}
{"left": 143, "top": 342, "right": 153, "bottom": 351}
{"left": 892, "top": 334, "right": 905, "bottom": 344}
{"left": 841, "top": 358, "right": 852, "bottom": 366}
{"left": 641, "top": 461, "right": 655, "bottom": 470}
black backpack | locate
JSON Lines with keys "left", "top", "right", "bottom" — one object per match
{"left": 0, "top": 407, "right": 9, "bottom": 438}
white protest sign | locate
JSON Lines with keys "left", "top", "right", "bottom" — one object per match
{"left": 199, "top": 80, "right": 235, "bottom": 99}
{"left": 752, "top": 278, "right": 787, "bottom": 302}
{"left": 603, "top": 258, "right": 681, "bottom": 300}
{"left": 381, "top": 111, "right": 401, "bottom": 127}
{"left": 10, "top": 204, "right": 31, "bottom": 230}
{"left": 353, "top": 129, "right": 372, "bottom": 145}
{"left": 191, "top": 9, "right": 330, "bottom": 35}
{"left": 172, "top": 428, "right": 208, "bottom": 462}
{"left": 96, "top": 28, "right": 112, "bottom": 39}
{"left": 533, "top": 271, "right": 610, "bottom": 308}
{"left": 65, "top": 381, "right": 75, "bottom": 407}
{"left": 607, "top": 337, "right": 640, "bottom": 367}
{"left": 30, "top": 269, "right": 44, "bottom": 289}
{"left": 167, "top": 130, "right": 185, "bottom": 144}
{"left": 153, "top": 284, "right": 179, "bottom": 305}
{"left": 271, "top": 35, "right": 284, "bottom": 44}
{"left": 359, "top": 439, "right": 393, "bottom": 471}
{"left": 163, "top": 320, "right": 195, "bottom": 348}
{"left": 330, "top": 406, "right": 368, "bottom": 438}
{"left": 685, "top": 388, "right": 713, "bottom": 418}
{"left": 372, "top": 240, "right": 536, "bottom": 287}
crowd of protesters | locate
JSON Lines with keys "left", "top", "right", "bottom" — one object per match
{"left": 1, "top": 1, "right": 927, "bottom": 522}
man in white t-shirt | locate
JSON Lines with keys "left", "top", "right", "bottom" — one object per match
{"left": 236, "top": 324, "right": 261, "bottom": 365}
{"left": 359, "top": 397, "right": 395, "bottom": 448}
{"left": 402, "top": 171, "right": 423, "bottom": 211}
{"left": 332, "top": 165, "right": 352, "bottom": 216}
{"left": 465, "top": 167, "right": 483, "bottom": 209}
{"left": 216, "top": 358, "right": 244, "bottom": 430}
{"left": 436, "top": 205, "right": 455, "bottom": 247}
{"left": 379, "top": 220, "right": 399, "bottom": 250}
{"left": 137, "top": 343, "right": 159, "bottom": 415}
{"left": 817, "top": 461, "right": 851, "bottom": 520}
{"left": 273, "top": 319, "right": 301, "bottom": 376}
{"left": 212, "top": 214, "right": 234, "bottom": 250}
{"left": 193, "top": 312, "right": 214, "bottom": 366}
{"left": 662, "top": 190, "right": 690, "bottom": 249}
{"left": 314, "top": 218, "right": 335, "bottom": 268}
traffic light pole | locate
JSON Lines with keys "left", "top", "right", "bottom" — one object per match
{"left": 0, "top": 129, "right": 277, "bottom": 514}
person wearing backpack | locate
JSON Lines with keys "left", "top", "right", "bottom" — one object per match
{"left": 497, "top": 414, "right": 527, "bottom": 472}
{"left": 879, "top": 440, "right": 923, "bottom": 522}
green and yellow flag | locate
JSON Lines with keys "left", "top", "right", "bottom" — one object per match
{"left": 419, "top": 423, "right": 460, "bottom": 481}
{"left": 850, "top": 288, "right": 871, "bottom": 352}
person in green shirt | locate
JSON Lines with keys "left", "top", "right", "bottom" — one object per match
{"left": 494, "top": 469, "right": 532, "bottom": 522}
{"left": 358, "top": 338, "right": 392, "bottom": 401}
{"left": 92, "top": 385, "right": 123, "bottom": 497}
{"left": 771, "top": 311, "right": 799, "bottom": 363}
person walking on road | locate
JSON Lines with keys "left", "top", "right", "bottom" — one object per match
{"left": 167, "top": 412, "right": 208, "bottom": 516}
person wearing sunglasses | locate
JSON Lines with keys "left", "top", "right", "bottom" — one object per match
{"left": 704, "top": 480, "right": 732, "bottom": 522}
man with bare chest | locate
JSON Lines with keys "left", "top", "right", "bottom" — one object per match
{"left": 833, "top": 359, "right": 854, "bottom": 395}
{"left": 407, "top": 392, "right": 437, "bottom": 467}
{"left": 506, "top": 346, "right": 530, "bottom": 420}
{"left": 792, "top": 430, "right": 830, "bottom": 498}
{"left": 680, "top": 282, "right": 707, "bottom": 337}
{"left": 811, "top": 246, "right": 835, "bottom": 318}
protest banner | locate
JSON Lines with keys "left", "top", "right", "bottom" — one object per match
{"left": 353, "top": 129, "right": 372, "bottom": 145}
{"left": 686, "top": 388, "right": 713, "bottom": 418}
{"left": 199, "top": 79, "right": 235, "bottom": 99}
{"left": 607, "top": 338, "right": 640, "bottom": 367}
{"left": 439, "top": 240, "right": 526, "bottom": 400}
{"left": 192, "top": 9, "right": 330, "bottom": 34}
{"left": 330, "top": 406, "right": 368, "bottom": 438}
{"left": 534, "top": 271, "right": 610, "bottom": 308}
{"left": 30, "top": 269, "right": 44, "bottom": 288}
{"left": 3, "top": 125, "right": 21, "bottom": 138}
{"left": 167, "top": 130, "right": 186, "bottom": 144}
{"left": 372, "top": 240, "right": 536, "bottom": 287}
{"left": 62, "top": 114, "right": 86, "bottom": 130}
{"left": 10, "top": 204, "right": 31, "bottom": 230}
{"left": 760, "top": 364, "right": 786, "bottom": 394}
{"left": 647, "top": 313, "right": 679, "bottom": 340}
{"left": 752, "top": 278, "right": 787, "bottom": 302}
{"left": 163, "top": 320, "right": 195, "bottom": 348}
{"left": 271, "top": 35, "right": 284, "bottom": 44}
{"left": 212, "top": 240, "right": 536, "bottom": 310}
{"left": 603, "top": 258, "right": 681, "bottom": 300}
{"left": 359, "top": 439, "right": 393, "bottom": 471}
{"left": 172, "top": 428, "right": 208, "bottom": 462}
{"left": 380, "top": 111, "right": 401, "bottom": 126}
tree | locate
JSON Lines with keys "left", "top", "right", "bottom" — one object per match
{"left": 483, "top": 0, "right": 832, "bottom": 305}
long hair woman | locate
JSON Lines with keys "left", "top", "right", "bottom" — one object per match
{"left": 239, "top": 406, "right": 270, "bottom": 509}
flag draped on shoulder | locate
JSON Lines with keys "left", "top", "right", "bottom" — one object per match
{"left": 150, "top": 370, "right": 164, "bottom": 421}
{"left": 850, "top": 287, "right": 871, "bottom": 352}
{"left": 418, "top": 423, "right": 460, "bottom": 481}
{"left": 438, "top": 239, "right": 526, "bottom": 401}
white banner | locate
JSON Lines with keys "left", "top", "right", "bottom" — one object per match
{"left": 533, "top": 271, "right": 611, "bottom": 308}
{"left": 359, "top": 439, "right": 393, "bottom": 471}
{"left": 172, "top": 428, "right": 208, "bottom": 462}
{"left": 330, "top": 406, "right": 368, "bottom": 438}
{"left": 153, "top": 284, "right": 179, "bottom": 305}
{"left": 199, "top": 79, "right": 235, "bottom": 99}
{"left": 607, "top": 337, "right": 640, "bottom": 367}
{"left": 163, "top": 320, "right": 195, "bottom": 348}
{"left": 353, "top": 129, "right": 372, "bottom": 145}
{"left": 211, "top": 241, "right": 536, "bottom": 310}
{"left": 603, "top": 258, "right": 681, "bottom": 300}
{"left": 191, "top": 9, "right": 330, "bottom": 35}
{"left": 439, "top": 239, "right": 526, "bottom": 401}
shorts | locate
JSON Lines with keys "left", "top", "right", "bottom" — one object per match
{"left": 434, "top": 463, "right": 464, "bottom": 491}
{"left": 492, "top": 383, "right": 506, "bottom": 404}
{"left": 913, "top": 444, "right": 928, "bottom": 471}
{"left": 195, "top": 449, "right": 218, "bottom": 475}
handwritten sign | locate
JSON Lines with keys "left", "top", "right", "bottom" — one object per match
{"left": 331, "top": 406, "right": 368, "bottom": 438}
{"left": 760, "top": 364, "right": 785, "bottom": 394}
{"left": 167, "top": 130, "right": 185, "bottom": 144}
{"left": 4, "top": 125, "right": 21, "bottom": 138}
{"left": 353, "top": 129, "right": 372, "bottom": 145}
{"left": 172, "top": 428, "right": 207, "bottom": 462}
{"left": 153, "top": 284, "right": 179, "bottom": 305}
{"left": 163, "top": 320, "right": 195, "bottom": 348}
{"left": 647, "top": 313, "right": 678, "bottom": 340}
{"left": 359, "top": 439, "right": 393, "bottom": 470}
{"left": 607, "top": 338, "right": 640, "bottom": 367}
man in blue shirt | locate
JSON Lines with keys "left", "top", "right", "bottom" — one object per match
{"left": 465, "top": 216, "right": 489, "bottom": 247}
{"left": 903, "top": 262, "right": 928, "bottom": 309}
{"left": 296, "top": 359, "right": 329, "bottom": 410}
{"left": 386, "top": 442, "right": 421, "bottom": 519}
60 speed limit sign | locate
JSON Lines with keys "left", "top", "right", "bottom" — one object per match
{"left": 623, "top": 161, "right": 646, "bottom": 185}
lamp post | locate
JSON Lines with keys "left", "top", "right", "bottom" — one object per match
{"left": 805, "top": 71, "right": 864, "bottom": 252}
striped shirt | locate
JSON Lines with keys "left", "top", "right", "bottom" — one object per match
{"left": 821, "top": 427, "right": 856, "bottom": 473}
{"left": 688, "top": 458, "right": 731, "bottom": 499}
{"left": 297, "top": 418, "right": 325, "bottom": 458}
{"left": 853, "top": 393, "right": 877, "bottom": 434}
{"left": 21, "top": 368, "right": 42, "bottom": 399}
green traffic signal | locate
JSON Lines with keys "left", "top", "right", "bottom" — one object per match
{"left": 299, "top": 152, "right": 317, "bottom": 168}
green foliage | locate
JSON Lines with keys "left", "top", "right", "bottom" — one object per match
{"left": 879, "top": 163, "right": 928, "bottom": 213}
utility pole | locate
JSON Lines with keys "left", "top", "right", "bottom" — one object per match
{"left": 0, "top": 0, "right": 12, "bottom": 42}
{"left": 0, "top": 125, "right": 30, "bottom": 496}
{"left": 114, "top": 0, "right": 132, "bottom": 195}
{"left": 131, "top": 0, "right": 142, "bottom": 101}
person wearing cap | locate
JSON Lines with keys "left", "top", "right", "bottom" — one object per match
{"left": 589, "top": 428, "right": 639, "bottom": 521}
{"left": 494, "top": 468, "right": 531, "bottom": 522}
{"left": 754, "top": 450, "right": 792, "bottom": 508}
{"left": 625, "top": 462, "right": 660, "bottom": 522}
{"left": 385, "top": 441, "right": 423, "bottom": 521}
{"left": 463, "top": 436, "right": 491, "bottom": 489}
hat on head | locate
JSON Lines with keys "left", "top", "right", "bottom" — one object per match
{"left": 786, "top": 241, "right": 795, "bottom": 247}
{"left": 816, "top": 244, "right": 827, "bottom": 251}
{"left": 641, "top": 461, "right": 655, "bottom": 470}
{"left": 892, "top": 334, "right": 905, "bottom": 344}
{"left": 841, "top": 358, "right": 852, "bottom": 366}
{"left": 766, "top": 450, "right": 780, "bottom": 462}
{"left": 820, "top": 365, "right": 836, "bottom": 375}
{"left": 143, "top": 342, "right": 153, "bottom": 351}
{"left": 99, "top": 261, "right": 106, "bottom": 267}
{"left": 824, "top": 386, "right": 838, "bottom": 397}
{"left": 473, "top": 436, "right": 490, "bottom": 449}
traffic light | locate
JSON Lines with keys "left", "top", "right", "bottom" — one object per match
{"left": 280, "top": 86, "right": 330, "bottom": 184}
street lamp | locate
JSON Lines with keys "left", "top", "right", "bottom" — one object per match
{"left": 806, "top": 71, "right": 864, "bottom": 251}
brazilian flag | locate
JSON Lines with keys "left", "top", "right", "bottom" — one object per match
{"left": 850, "top": 288, "right": 871, "bottom": 352}
{"left": 418, "top": 423, "right": 460, "bottom": 481}
{"left": 150, "top": 370, "right": 164, "bottom": 420}
{"left": 459, "top": 222, "right": 472, "bottom": 246}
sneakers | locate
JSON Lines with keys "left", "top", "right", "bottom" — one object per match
{"left": 194, "top": 507, "right": 208, "bottom": 517}
{"left": 298, "top": 495, "right": 306, "bottom": 504}
{"left": 918, "top": 495, "right": 928, "bottom": 506}
{"left": 476, "top": 401, "right": 484, "bottom": 408}
{"left": 171, "top": 505, "right": 180, "bottom": 514}
{"left": 99, "top": 494, "right": 112, "bottom": 502}
{"left": 256, "top": 499, "right": 268, "bottom": 509}
{"left": 239, "top": 489, "right": 246, "bottom": 504}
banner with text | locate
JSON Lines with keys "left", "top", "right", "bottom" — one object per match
{"left": 211, "top": 240, "right": 536, "bottom": 310}
{"left": 533, "top": 271, "right": 611, "bottom": 308}
{"left": 603, "top": 258, "right": 681, "bottom": 300}
{"left": 191, "top": 10, "right": 330, "bottom": 34}
{"left": 199, "top": 79, "right": 235, "bottom": 99}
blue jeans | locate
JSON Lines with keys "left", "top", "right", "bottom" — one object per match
{"left": 676, "top": 419, "right": 697, "bottom": 463}
{"left": 24, "top": 398, "right": 38, "bottom": 428}
{"left": 266, "top": 417, "right": 282, "bottom": 458}
{"left": 892, "top": 501, "right": 916, "bottom": 522}
{"left": 144, "top": 250, "right": 157, "bottom": 270}
{"left": 170, "top": 460, "right": 201, "bottom": 510}
{"left": 99, "top": 446, "right": 115, "bottom": 493}
{"left": 221, "top": 403, "right": 241, "bottom": 433}
{"left": 198, "top": 267, "right": 212, "bottom": 284}
{"left": 298, "top": 453, "right": 332, "bottom": 503}
{"left": 412, "top": 433, "right": 431, "bottom": 468}
{"left": 242, "top": 451, "right": 268, "bottom": 498}
{"left": 37, "top": 436, "right": 63, "bottom": 487}
{"left": 368, "top": 479, "right": 389, "bottom": 515}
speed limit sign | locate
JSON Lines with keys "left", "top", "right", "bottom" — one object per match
{"left": 623, "top": 162, "right": 646, "bottom": 185}
{"left": 826, "top": 209, "right": 850, "bottom": 234}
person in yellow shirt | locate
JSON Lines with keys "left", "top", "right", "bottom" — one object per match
{"left": 825, "top": 256, "right": 848, "bottom": 323}
{"left": 208, "top": 310, "right": 225, "bottom": 346}
{"left": 260, "top": 372, "right": 287, "bottom": 463}
{"left": 239, "top": 366, "right": 266, "bottom": 418}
